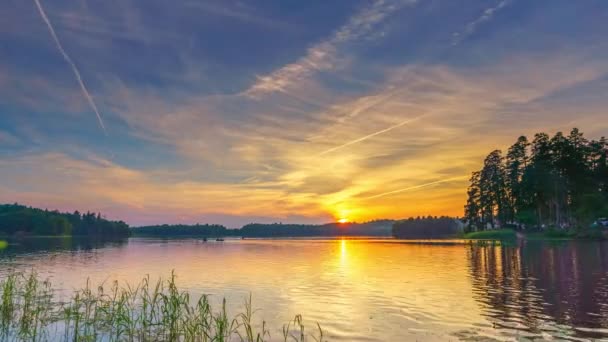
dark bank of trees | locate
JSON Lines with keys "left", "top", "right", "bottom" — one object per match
{"left": 239, "top": 224, "right": 324, "bottom": 237}
{"left": 464, "top": 128, "right": 608, "bottom": 231}
{"left": 239, "top": 220, "right": 393, "bottom": 237}
{"left": 0, "top": 203, "right": 131, "bottom": 237}
{"left": 133, "top": 220, "right": 394, "bottom": 238}
{"left": 132, "top": 224, "right": 231, "bottom": 237}
{"left": 391, "top": 216, "right": 461, "bottom": 238}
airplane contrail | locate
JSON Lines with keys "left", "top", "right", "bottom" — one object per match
{"left": 362, "top": 175, "right": 469, "bottom": 200}
{"left": 317, "top": 114, "right": 425, "bottom": 156}
{"left": 33, "top": 0, "right": 107, "bottom": 135}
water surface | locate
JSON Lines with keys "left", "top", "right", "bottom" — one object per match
{"left": 1, "top": 238, "right": 607, "bottom": 341}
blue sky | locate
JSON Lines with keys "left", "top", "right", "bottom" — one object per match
{"left": 1, "top": 0, "right": 607, "bottom": 227}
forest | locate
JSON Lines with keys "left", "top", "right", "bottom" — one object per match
{"left": 0, "top": 203, "right": 131, "bottom": 237}
{"left": 464, "top": 128, "right": 608, "bottom": 232}
{"left": 132, "top": 224, "right": 231, "bottom": 237}
{"left": 238, "top": 220, "right": 393, "bottom": 237}
{"left": 133, "top": 220, "right": 394, "bottom": 237}
{"left": 391, "top": 216, "right": 461, "bottom": 238}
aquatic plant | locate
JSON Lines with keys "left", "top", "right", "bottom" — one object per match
{"left": 0, "top": 271, "right": 324, "bottom": 342}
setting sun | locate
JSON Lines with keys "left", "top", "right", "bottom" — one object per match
{"left": 1, "top": 0, "right": 607, "bottom": 340}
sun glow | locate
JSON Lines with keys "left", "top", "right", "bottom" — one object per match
{"left": 338, "top": 218, "right": 349, "bottom": 224}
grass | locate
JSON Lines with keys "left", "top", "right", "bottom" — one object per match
{"left": 464, "top": 228, "right": 605, "bottom": 241}
{"left": 0, "top": 271, "right": 324, "bottom": 342}
{"left": 524, "top": 229, "right": 576, "bottom": 241}
{"left": 464, "top": 229, "right": 517, "bottom": 240}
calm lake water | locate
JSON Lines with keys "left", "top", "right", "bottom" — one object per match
{"left": 1, "top": 238, "right": 608, "bottom": 341}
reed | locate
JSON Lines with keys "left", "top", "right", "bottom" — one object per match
{"left": 0, "top": 271, "right": 324, "bottom": 342}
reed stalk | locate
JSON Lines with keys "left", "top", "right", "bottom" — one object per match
{"left": 0, "top": 271, "right": 324, "bottom": 342}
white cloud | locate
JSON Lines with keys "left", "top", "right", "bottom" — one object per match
{"left": 245, "top": 0, "right": 417, "bottom": 98}
{"left": 452, "top": 0, "right": 512, "bottom": 45}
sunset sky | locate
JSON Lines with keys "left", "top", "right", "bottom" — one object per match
{"left": 1, "top": 0, "right": 607, "bottom": 227}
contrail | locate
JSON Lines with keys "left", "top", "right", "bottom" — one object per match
{"left": 33, "top": 0, "right": 107, "bottom": 135}
{"left": 451, "top": 0, "right": 511, "bottom": 46}
{"left": 317, "top": 115, "right": 425, "bottom": 156}
{"left": 362, "top": 175, "right": 469, "bottom": 200}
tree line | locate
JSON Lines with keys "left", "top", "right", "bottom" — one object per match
{"left": 391, "top": 216, "right": 461, "bottom": 238}
{"left": 133, "top": 220, "right": 394, "bottom": 237}
{"left": 464, "top": 128, "right": 608, "bottom": 231}
{"left": 0, "top": 203, "right": 131, "bottom": 237}
{"left": 132, "top": 224, "right": 230, "bottom": 237}
{"left": 239, "top": 220, "right": 393, "bottom": 237}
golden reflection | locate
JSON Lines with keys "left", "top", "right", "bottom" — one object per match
{"left": 5, "top": 238, "right": 608, "bottom": 340}
{"left": 8, "top": 239, "right": 488, "bottom": 341}
{"left": 340, "top": 239, "right": 347, "bottom": 263}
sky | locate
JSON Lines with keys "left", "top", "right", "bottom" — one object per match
{"left": 1, "top": 0, "right": 608, "bottom": 227}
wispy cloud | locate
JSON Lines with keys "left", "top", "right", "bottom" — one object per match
{"left": 3, "top": 0, "right": 608, "bottom": 225}
{"left": 0, "top": 152, "right": 330, "bottom": 226}
{"left": 362, "top": 176, "right": 469, "bottom": 200}
{"left": 295, "top": 0, "right": 514, "bottom": 154}
{"left": 452, "top": 0, "right": 512, "bottom": 45}
{"left": 33, "top": 0, "right": 107, "bottom": 134}
{"left": 317, "top": 114, "right": 425, "bottom": 156}
{"left": 185, "top": 1, "right": 288, "bottom": 30}
{"left": 2, "top": 53, "right": 606, "bottom": 225}
{"left": 245, "top": 0, "right": 417, "bottom": 98}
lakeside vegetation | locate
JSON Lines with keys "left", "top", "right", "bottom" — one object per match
{"left": 462, "top": 228, "right": 606, "bottom": 241}
{"left": 0, "top": 204, "right": 130, "bottom": 238}
{"left": 133, "top": 220, "right": 394, "bottom": 238}
{"left": 0, "top": 271, "right": 323, "bottom": 342}
{"left": 392, "top": 216, "right": 461, "bottom": 239}
{"left": 464, "top": 128, "right": 608, "bottom": 238}
{"left": 239, "top": 220, "right": 393, "bottom": 237}
{"left": 133, "top": 224, "right": 230, "bottom": 237}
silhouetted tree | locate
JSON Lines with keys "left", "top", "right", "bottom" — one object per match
{"left": 464, "top": 128, "right": 608, "bottom": 231}
{"left": 0, "top": 204, "right": 130, "bottom": 237}
{"left": 391, "top": 216, "right": 460, "bottom": 238}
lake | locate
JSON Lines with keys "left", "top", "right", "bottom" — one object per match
{"left": 1, "top": 237, "right": 608, "bottom": 341}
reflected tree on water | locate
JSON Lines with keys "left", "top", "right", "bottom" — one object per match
{"left": 467, "top": 242, "right": 608, "bottom": 340}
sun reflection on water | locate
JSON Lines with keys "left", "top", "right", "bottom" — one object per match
{"left": 340, "top": 239, "right": 347, "bottom": 260}
{"left": 3, "top": 239, "right": 607, "bottom": 340}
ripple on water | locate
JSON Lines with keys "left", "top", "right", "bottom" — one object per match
{"left": 1, "top": 238, "right": 608, "bottom": 341}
